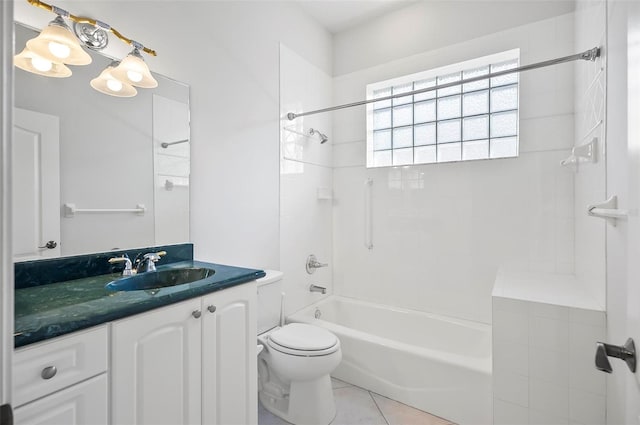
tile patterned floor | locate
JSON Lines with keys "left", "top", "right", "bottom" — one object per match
{"left": 258, "top": 378, "right": 455, "bottom": 425}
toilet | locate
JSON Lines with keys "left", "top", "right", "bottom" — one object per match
{"left": 257, "top": 271, "right": 342, "bottom": 425}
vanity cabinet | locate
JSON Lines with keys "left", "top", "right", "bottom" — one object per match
{"left": 202, "top": 282, "right": 257, "bottom": 425}
{"left": 111, "top": 282, "right": 257, "bottom": 425}
{"left": 12, "top": 325, "right": 109, "bottom": 425}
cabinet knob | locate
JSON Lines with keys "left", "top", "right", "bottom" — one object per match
{"left": 192, "top": 310, "right": 202, "bottom": 319}
{"left": 207, "top": 305, "right": 216, "bottom": 313}
{"left": 41, "top": 366, "right": 57, "bottom": 380}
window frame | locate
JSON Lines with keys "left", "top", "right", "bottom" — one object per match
{"left": 365, "top": 49, "right": 521, "bottom": 168}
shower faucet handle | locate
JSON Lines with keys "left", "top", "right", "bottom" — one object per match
{"left": 306, "top": 254, "right": 328, "bottom": 274}
{"left": 595, "top": 338, "right": 636, "bottom": 374}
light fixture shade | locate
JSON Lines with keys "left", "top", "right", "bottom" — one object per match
{"left": 111, "top": 48, "right": 158, "bottom": 88}
{"left": 26, "top": 16, "right": 92, "bottom": 66}
{"left": 90, "top": 62, "right": 137, "bottom": 97}
{"left": 14, "top": 47, "right": 72, "bottom": 78}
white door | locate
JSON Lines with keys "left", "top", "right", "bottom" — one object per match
{"left": 605, "top": 1, "right": 640, "bottom": 423}
{"left": 111, "top": 298, "right": 202, "bottom": 425}
{"left": 202, "top": 283, "right": 257, "bottom": 425}
{"left": 12, "top": 108, "right": 60, "bottom": 260}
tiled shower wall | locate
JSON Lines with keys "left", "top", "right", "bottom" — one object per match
{"left": 573, "top": 0, "right": 607, "bottom": 309}
{"left": 332, "top": 14, "right": 576, "bottom": 324}
{"left": 492, "top": 296, "right": 606, "bottom": 424}
{"left": 279, "top": 44, "right": 333, "bottom": 315}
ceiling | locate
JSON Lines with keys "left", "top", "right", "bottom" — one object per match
{"left": 295, "top": 0, "right": 417, "bottom": 34}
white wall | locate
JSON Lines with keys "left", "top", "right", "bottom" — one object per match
{"left": 14, "top": 1, "right": 332, "bottom": 269}
{"left": 279, "top": 44, "right": 333, "bottom": 315}
{"left": 333, "top": 1, "right": 576, "bottom": 77}
{"left": 332, "top": 14, "right": 576, "bottom": 324}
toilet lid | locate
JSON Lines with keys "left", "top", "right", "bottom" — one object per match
{"left": 269, "top": 323, "right": 338, "bottom": 351}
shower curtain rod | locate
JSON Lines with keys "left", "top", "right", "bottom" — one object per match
{"left": 286, "top": 47, "right": 600, "bottom": 121}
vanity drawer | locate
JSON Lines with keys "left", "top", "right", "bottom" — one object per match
{"left": 13, "top": 325, "right": 108, "bottom": 407}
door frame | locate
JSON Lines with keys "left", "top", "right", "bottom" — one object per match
{"left": 1, "top": 0, "right": 14, "bottom": 419}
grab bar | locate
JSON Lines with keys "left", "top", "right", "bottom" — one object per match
{"left": 64, "top": 203, "right": 146, "bottom": 217}
{"left": 364, "top": 178, "right": 373, "bottom": 250}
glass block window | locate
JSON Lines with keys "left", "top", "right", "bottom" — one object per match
{"left": 366, "top": 49, "right": 520, "bottom": 168}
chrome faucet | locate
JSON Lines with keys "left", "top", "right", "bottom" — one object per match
{"left": 134, "top": 251, "right": 166, "bottom": 273}
{"left": 109, "top": 255, "right": 134, "bottom": 276}
{"left": 306, "top": 254, "right": 328, "bottom": 274}
{"left": 309, "top": 284, "right": 327, "bottom": 294}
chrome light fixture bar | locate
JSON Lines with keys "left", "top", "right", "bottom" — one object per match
{"left": 286, "top": 47, "right": 601, "bottom": 121}
{"left": 26, "top": 0, "right": 157, "bottom": 57}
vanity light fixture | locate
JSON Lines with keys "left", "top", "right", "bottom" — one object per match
{"left": 15, "top": 0, "right": 159, "bottom": 98}
{"left": 90, "top": 61, "right": 137, "bottom": 97}
{"left": 14, "top": 47, "right": 72, "bottom": 78}
{"left": 111, "top": 48, "right": 158, "bottom": 88}
{"left": 26, "top": 15, "right": 92, "bottom": 65}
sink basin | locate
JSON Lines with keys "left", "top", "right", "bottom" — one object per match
{"left": 105, "top": 267, "right": 215, "bottom": 292}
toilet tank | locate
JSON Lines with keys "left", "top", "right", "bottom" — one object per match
{"left": 257, "top": 270, "right": 285, "bottom": 334}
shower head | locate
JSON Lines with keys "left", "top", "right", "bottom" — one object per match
{"left": 309, "top": 128, "right": 329, "bottom": 144}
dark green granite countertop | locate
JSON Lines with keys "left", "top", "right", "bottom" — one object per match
{"left": 15, "top": 260, "right": 265, "bottom": 347}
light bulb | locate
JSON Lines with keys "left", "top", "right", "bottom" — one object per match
{"left": 126, "top": 70, "right": 143, "bottom": 83}
{"left": 48, "top": 41, "right": 71, "bottom": 59}
{"left": 31, "top": 56, "right": 53, "bottom": 72}
{"left": 106, "top": 78, "right": 123, "bottom": 92}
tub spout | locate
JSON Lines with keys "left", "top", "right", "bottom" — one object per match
{"left": 309, "top": 284, "right": 326, "bottom": 294}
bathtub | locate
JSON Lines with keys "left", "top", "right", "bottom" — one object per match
{"left": 288, "top": 296, "right": 492, "bottom": 425}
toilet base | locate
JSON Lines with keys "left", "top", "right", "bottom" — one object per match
{"left": 259, "top": 375, "right": 336, "bottom": 425}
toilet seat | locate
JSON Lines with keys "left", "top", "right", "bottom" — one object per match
{"left": 267, "top": 323, "right": 339, "bottom": 357}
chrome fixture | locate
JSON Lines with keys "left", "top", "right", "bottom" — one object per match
{"left": 595, "top": 338, "right": 636, "bottom": 373}
{"left": 287, "top": 47, "right": 601, "bottom": 121}
{"left": 309, "top": 128, "right": 329, "bottom": 144}
{"left": 314, "top": 308, "right": 322, "bottom": 319}
{"left": 134, "top": 251, "right": 166, "bottom": 273}
{"left": 161, "top": 139, "right": 190, "bottom": 149}
{"left": 73, "top": 21, "right": 109, "bottom": 51}
{"left": 309, "top": 284, "right": 327, "bottom": 294}
{"left": 16, "top": 0, "right": 158, "bottom": 98}
{"left": 306, "top": 254, "right": 328, "bottom": 274}
{"left": 109, "top": 254, "right": 134, "bottom": 276}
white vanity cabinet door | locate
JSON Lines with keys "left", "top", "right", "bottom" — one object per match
{"left": 111, "top": 298, "right": 202, "bottom": 425}
{"left": 13, "top": 325, "right": 108, "bottom": 407}
{"left": 14, "top": 374, "right": 108, "bottom": 425}
{"left": 202, "top": 282, "right": 257, "bottom": 425}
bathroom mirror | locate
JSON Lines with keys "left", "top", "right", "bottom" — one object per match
{"left": 13, "top": 23, "right": 190, "bottom": 260}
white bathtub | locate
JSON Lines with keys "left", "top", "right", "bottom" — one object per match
{"left": 288, "top": 296, "right": 492, "bottom": 425}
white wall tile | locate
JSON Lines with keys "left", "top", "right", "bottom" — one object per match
{"left": 530, "top": 302, "right": 570, "bottom": 321}
{"left": 569, "top": 308, "right": 606, "bottom": 327}
{"left": 568, "top": 321, "right": 606, "bottom": 395}
{"left": 494, "top": 371, "right": 529, "bottom": 407}
{"left": 569, "top": 389, "right": 606, "bottom": 425}
{"left": 494, "top": 341, "right": 529, "bottom": 377}
{"left": 529, "top": 408, "right": 570, "bottom": 425}
{"left": 530, "top": 379, "right": 569, "bottom": 419}
{"left": 333, "top": 141, "right": 365, "bottom": 168}
{"left": 530, "top": 316, "right": 569, "bottom": 352}
{"left": 493, "top": 308, "right": 529, "bottom": 345}
{"left": 494, "top": 398, "right": 529, "bottom": 425}
{"left": 529, "top": 347, "right": 569, "bottom": 386}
